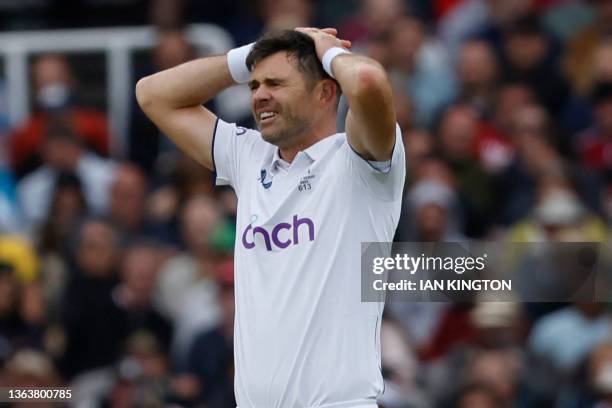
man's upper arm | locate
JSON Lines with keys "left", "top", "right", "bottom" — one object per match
{"left": 343, "top": 63, "right": 396, "bottom": 161}
{"left": 340, "top": 124, "right": 406, "bottom": 201}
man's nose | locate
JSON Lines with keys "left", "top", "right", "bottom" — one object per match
{"left": 253, "top": 85, "right": 271, "bottom": 102}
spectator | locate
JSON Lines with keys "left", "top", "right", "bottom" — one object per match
{"left": 10, "top": 54, "right": 110, "bottom": 178}
{"left": 499, "top": 14, "right": 571, "bottom": 116}
{"left": 473, "top": 82, "right": 534, "bottom": 173}
{"left": 38, "top": 172, "right": 86, "bottom": 256}
{"left": 16, "top": 122, "right": 115, "bottom": 230}
{"left": 156, "top": 195, "right": 224, "bottom": 366}
{"left": 460, "top": 348, "right": 523, "bottom": 406}
{"left": 436, "top": 105, "right": 493, "bottom": 236}
{"left": 378, "top": 316, "right": 430, "bottom": 408}
{"left": 436, "top": 0, "right": 490, "bottom": 57}
{"left": 17, "top": 280, "right": 47, "bottom": 348}
{"left": 454, "top": 383, "right": 503, "bottom": 408}
{"left": 338, "top": 0, "right": 406, "bottom": 44}
{"left": 403, "top": 128, "right": 433, "bottom": 179}
{"left": 564, "top": 0, "right": 612, "bottom": 96}
{"left": 180, "top": 260, "right": 236, "bottom": 407}
{"left": 561, "top": 40, "right": 612, "bottom": 135}
{"left": 576, "top": 81, "right": 612, "bottom": 183}
{"left": 469, "top": 302, "right": 525, "bottom": 349}
{"left": 259, "top": 0, "right": 315, "bottom": 32}
{"left": 108, "top": 163, "right": 148, "bottom": 236}
{"left": 387, "top": 15, "right": 457, "bottom": 127}
{"left": 62, "top": 233, "right": 172, "bottom": 381}
{"left": 60, "top": 218, "right": 121, "bottom": 378}
{"left": 473, "top": 0, "right": 536, "bottom": 55}
{"left": 507, "top": 179, "right": 609, "bottom": 243}
{"left": 112, "top": 240, "right": 173, "bottom": 352}
{"left": 492, "top": 103, "right": 606, "bottom": 226}
{"left": 591, "top": 40, "right": 612, "bottom": 85}
{"left": 37, "top": 172, "right": 87, "bottom": 318}
{"left": 1, "top": 348, "right": 61, "bottom": 388}
{"left": 103, "top": 332, "right": 172, "bottom": 407}
{"left": 529, "top": 303, "right": 612, "bottom": 374}
{"left": 540, "top": 0, "right": 595, "bottom": 42}
{"left": 582, "top": 341, "right": 612, "bottom": 407}
{"left": 396, "top": 179, "right": 465, "bottom": 242}
{"left": 0, "top": 262, "right": 50, "bottom": 362}
{"left": 455, "top": 39, "right": 500, "bottom": 118}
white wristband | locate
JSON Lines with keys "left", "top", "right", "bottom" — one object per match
{"left": 322, "top": 47, "right": 350, "bottom": 79}
{"left": 226, "top": 43, "right": 254, "bottom": 84}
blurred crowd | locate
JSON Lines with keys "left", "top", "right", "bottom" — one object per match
{"left": 1, "top": 0, "right": 612, "bottom": 407}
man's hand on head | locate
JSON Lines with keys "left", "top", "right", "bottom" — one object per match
{"left": 295, "top": 27, "right": 352, "bottom": 61}
{"left": 294, "top": 29, "right": 395, "bottom": 161}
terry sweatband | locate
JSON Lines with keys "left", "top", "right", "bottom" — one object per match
{"left": 322, "top": 47, "right": 350, "bottom": 79}
{"left": 226, "top": 43, "right": 254, "bottom": 84}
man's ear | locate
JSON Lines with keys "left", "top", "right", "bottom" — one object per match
{"left": 318, "top": 79, "right": 337, "bottom": 105}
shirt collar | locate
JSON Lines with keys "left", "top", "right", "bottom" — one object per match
{"left": 270, "top": 133, "right": 341, "bottom": 172}
{"left": 270, "top": 148, "right": 290, "bottom": 174}
{"left": 302, "top": 133, "right": 341, "bottom": 161}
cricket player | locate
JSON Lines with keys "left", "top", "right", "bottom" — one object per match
{"left": 136, "top": 27, "right": 405, "bottom": 408}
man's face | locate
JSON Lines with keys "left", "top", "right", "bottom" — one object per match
{"left": 76, "top": 221, "right": 118, "bottom": 277}
{"left": 458, "top": 41, "right": 497, "bottom": 87}
{"left": 249, "top": 52, "right": 316, "bottom": 147}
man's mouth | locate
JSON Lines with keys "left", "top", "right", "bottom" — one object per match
{"left": 259, "top": 111, "right": 278, "bottom": 124}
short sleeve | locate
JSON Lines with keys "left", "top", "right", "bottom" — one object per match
{"left": 342, "top": 124, "right": 406, "bottom": 201}
{"left": 212, "top": 118, "right": 262, "bottom": 193}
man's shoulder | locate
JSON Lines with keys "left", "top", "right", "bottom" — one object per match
{"left": 215, "top": 119, "right": 269, "bottom": 148}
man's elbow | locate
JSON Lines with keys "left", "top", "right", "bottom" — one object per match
{"left": 347, "top": 63, "right": 390, "bottom": 101}
{"left": 135, "top": 76, "right": 155, "bottom": 111}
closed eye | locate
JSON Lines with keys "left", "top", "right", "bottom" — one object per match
{"left": 266, "top": 79, "right": 283, "bottom": 87}
{"left": 248, "top": 78, "right": 286, "bottom": 91}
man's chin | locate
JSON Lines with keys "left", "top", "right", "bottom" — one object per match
{"left": 260, "top": 124, "right": 283, "bottom": 142}
{"left": 261, "top": 131, "right": 282, "bottom": 144}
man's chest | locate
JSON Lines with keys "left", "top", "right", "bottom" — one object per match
{"left": 235, "top": 158, "right": 349, "bottom": 253}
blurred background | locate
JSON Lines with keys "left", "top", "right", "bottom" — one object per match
{"left": 0, "top": 0, "right": 611, "bottom": 407}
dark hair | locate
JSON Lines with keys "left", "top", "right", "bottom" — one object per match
{"left": 505, "top": 14, "right": 543, "bottom": 37}
{"left": 246, "top": 30, "right": 335, "bottom": 88}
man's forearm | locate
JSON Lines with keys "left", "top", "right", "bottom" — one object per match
{"left": 134, "top": 53, "right": 238, "bottom": 171}
{"left": 136, "top": 54, "right": 235, "bottom": 110}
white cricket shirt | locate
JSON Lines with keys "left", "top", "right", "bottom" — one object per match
{"left": 213, "top": 118, "right": 405, "bottom": 408}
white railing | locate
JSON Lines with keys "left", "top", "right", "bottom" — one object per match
{"left": 0, "top": 24, "right": 234, "bottom": 156}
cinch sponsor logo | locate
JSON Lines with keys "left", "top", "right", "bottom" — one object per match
{"left": 241, "top": 215, "right": 315, "bottom": 251}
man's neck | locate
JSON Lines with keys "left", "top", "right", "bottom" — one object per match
{"left": 279, "top": 120, "right": 337, "bottom": 163}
